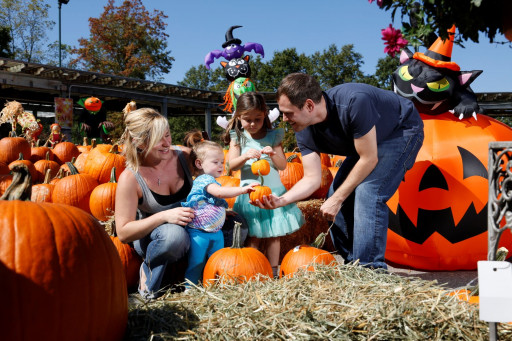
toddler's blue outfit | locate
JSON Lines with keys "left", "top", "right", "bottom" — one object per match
{"left": 181, "top": 174, "right": 228, "bottom": 287}
{"left": 231, "top": 128, "right": 304, "bottom": 238}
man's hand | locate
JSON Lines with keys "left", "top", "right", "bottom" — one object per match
{"left": 250, "top": 193, "right": 285, "bottom": 209}
{"left": 320, "top": 196, "right": 343, "bottom": 221}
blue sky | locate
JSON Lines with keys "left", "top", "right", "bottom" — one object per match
{"left": 48, "top": 0, "right": 512, "bottom": 93}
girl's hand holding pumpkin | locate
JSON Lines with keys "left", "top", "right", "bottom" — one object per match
{"left": 243, "top": 148, "right": 261, "bottom": 160}
{"left": 162, "top": 207, "right": 195, "bottom": 226}
{"left": 261, "top": 146, "right": 275, "bottom": 156}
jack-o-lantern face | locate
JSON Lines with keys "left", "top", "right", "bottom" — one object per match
{"left": 386, "top": 113, "right": 512, "bottom": 270}
{"left": 84, "top": 97, "right": 102, "bottom": 112}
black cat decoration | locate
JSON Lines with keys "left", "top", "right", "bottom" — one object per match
{"left": 221, "top": 55, "right": 251, "bottom": 82}
{"left": 393, "top": 26, "right": 482, "bottom": 119}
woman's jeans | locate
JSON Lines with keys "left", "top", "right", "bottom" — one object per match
{"left": 134, "top": 223, "right": 190, "bottom": 297}
{"left": 184, "top": 228, "right": 224, "bottom": 287}
{"left": 328, "top": 133, "right": 424, "bottom": 269}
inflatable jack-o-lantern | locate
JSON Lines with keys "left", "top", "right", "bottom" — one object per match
{"left": 386, "top": 113, "right": 512, "bottom": 270}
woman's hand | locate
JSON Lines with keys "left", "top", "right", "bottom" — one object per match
{"left": 162, "top": 207, "right": 195, "bottom": 226}
{"left": 250, "top": 193, "right": 286, "bottom": 209}
{"left": 243, "top": 148, "right": 261, "bottom": 160}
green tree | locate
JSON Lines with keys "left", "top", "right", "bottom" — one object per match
{"left": 178, "top": 64, "right": 227, "bottom": 91}
{"left": 0, "top": 0, "right": 54, "bottom": 62}
{"left": 378, "top": 0, "right": 511, "bottom": 45}
{"left": 373, "top": 55, "right": 401, "bottom": 90}
{"left": 311, "top": 44, "right": 367, "bottom": 89}
{"left": 45, "top": 41, "right": 74, "bottom": 67}
{"left": 71, "top": 0, "right": 173, "bottom": 80}
{"left": 256, "top": 48, "right": 313, "bottom": 92}
{"left": 0, "top": 26, "right": 12, "bottom": 57}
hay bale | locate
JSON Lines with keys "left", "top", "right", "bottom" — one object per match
{"left": 280, "top": 199, "right": 335, "bottom": 262}
{"left": 126, "top": 263, "right": 512, "bottom": 340}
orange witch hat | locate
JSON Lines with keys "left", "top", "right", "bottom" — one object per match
{"left": 413, "top": 25, "right": 460, "bottom": 71}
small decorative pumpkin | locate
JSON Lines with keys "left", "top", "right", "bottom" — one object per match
{"left": 249, "top": 185, "right": 272, "bottom": 203}
{"left": 90, "top": 167, "right": 118, "bottom": 221}
{"left": 251, "top": 158, "right": 270, "bottom": 176}
{"left": 280, "top": 232, "right": 336, "bottom": 278}
{"left": 203, "top": 222, "right": 273, "bottom": 286}
{"left": 84, "top": 96, "right": 102, "bottom": 112}
{"left": 0, "top": 164, "right": 127, "bottom": 341}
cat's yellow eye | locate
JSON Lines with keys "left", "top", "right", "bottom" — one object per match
{"left": 426, "top": 78, "right": 450, "bottom": 92}
{"left": 398, "top": 65, "right": 413, "bottom": 81}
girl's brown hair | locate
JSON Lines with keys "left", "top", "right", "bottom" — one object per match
{"left": 221, "top": 92, "right": 271, "bottom": 146}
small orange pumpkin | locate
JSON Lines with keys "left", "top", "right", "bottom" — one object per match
{"left": 203, "top": 222, "right": 273, "bottom": 286}
{"left": 33, "top": 151, "right": 60, "bottom": 183}
{"left": 251, "top": 159, "right": 270, "bottom": 176}
{"left": 249, "top": 185, "right": 272, "bottom": 203}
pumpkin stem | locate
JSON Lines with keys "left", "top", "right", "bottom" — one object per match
{"left": 82, "top": 136, "right": 88, "bottom": 146}
{"left": 108, "top": 144, "right": 120, "bottom": 154}
{"left": 334, "top": 159, "right": 343, "bottom": 167}
{"left": 109, "top": 167, "right": 117, "bottom": 183}
{"left": 225, "top": 161, "right": 231, "bottom": 176}
{"left": 18, "top": 152, "right": 25, "bottom": 161}
{"left": 66, "top": 161, "right": 80, "bottom": 175}
{"left": 43, "top": 168, "right": 52, "bottom": 184}
{"left": 91, "top": 138, "right": 97, "bottom": 149}
{"left": 231, "top": 221, "right": 243, "bottom": 249}
{"left": 258, "top": 170, "right": 264, "bottom": 186}
{"left": 0, "top": 164, "right": 32, "bottom": 201}
{"left": 286, "top": 154, "right": 298, "bottom": 163}
{"left": 311, "top": 232, "right": 327, "bottom": 249}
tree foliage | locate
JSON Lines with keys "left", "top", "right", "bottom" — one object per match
{"left": 0, "top": 26, "right": 12, "bottom": 57}
{"left": 71, "top": 0, "right": 173, "bottom": 80}
{"left": 0, "top": 0, "right": 54, "bottom": 62}
{"left": 378, "top": 0, "right": 511, "bottom": 46}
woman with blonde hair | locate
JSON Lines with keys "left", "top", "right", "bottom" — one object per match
{"left": 116, "top": 107, "right": 195, "bottom": 299}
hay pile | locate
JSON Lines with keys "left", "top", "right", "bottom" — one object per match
{"left": 125, "top": 263, "right": 511, "bottom": 340}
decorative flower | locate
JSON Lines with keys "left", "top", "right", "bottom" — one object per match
{"left": 381, "top": 24, "right": 408, "bottom": 58}
{"left": 368, "top": 0, "right": 384, "bottom": 6}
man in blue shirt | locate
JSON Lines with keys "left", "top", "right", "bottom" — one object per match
{"left": 256, "top": 73, "right": 424, "bottom": 269}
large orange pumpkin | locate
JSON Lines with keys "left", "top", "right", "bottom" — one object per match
{"left": 203, "top": 222, "right": 272, "bottom": 286}
{"left": 216, "top": 174, "right": 240, "bottom": 208}
{"left": 8, "top": 153, "right": 37, "bottom": 182}
{"left": 0, "top": 165, "right": 127, "bottom": 341}
{"left": 279, "top": 155, "right": 304, "bottom": 191}
{"left": 52, "top": 141, "right": 80, "bottom": 165}
{"left": 90, "top": 167, "right": 118, "bottom": 221}
{"left": 0, "top": 136, "right": 31, "bottom": 164}
{"left": 386, "top": 113, "right": 512, "bottom": 270}
{"left": 52, "top": 162, "right": 98, "bottom": 214}
{"left": 83, "top": 144, "right": 126, "bottom": 184}
{"left": 109, "top": 235, "right": 142, "bottom": 289}
{"left": 309, "top": 164, "right": 333, "bottom": 199}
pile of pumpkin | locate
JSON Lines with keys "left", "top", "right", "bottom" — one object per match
{"left": 0, "top": 135, "right": 341, "bottom": 341}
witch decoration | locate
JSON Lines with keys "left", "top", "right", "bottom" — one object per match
{"left": 392, "top": 25, "right": 482, "bottom": 120}
{"left": 204, "top": 26, "right": 276, "bottom": 128}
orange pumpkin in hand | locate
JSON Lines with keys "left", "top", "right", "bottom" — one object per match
{"left": 251, "top": 159, "right": 270, "bottom": 176}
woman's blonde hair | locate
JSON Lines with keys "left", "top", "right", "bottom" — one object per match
{"left": 122, "top": 107, "right": 169, "bottom": 171}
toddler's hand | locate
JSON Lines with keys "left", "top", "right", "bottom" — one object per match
{"left": 244, "top": 182, "right": 260, "bottom": 193}
{"left": 261, "top": 146, "right": 275, "bottom": 156}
